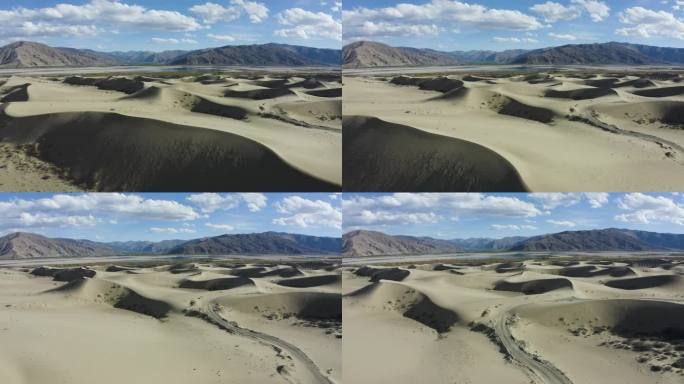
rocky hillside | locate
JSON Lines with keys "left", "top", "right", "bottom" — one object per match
{"left": 0, "top": 232, "right": 116, "bottom": 259}
{"left": 168, "top": 232, "right": 341, "bottom": 255}
{"left": 509, "top": 228, "right": 684, "bottom": 252}
{"left": 0, "top": 41, "right": 119, "bottom": 68}
{"left": 343, "top": 41, "right": 459, "bottom": 68}
{"left": 106, "top": 240, "right": 186, "bottom": 254}
{"left": 171, "top": 43, "right": 340, "bottom": 66}
{"left": 343, "top": 230, "right": 461, "bottom": 257}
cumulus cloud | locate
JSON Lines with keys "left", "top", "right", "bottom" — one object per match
{"left": 187, "top": 193, "right": 267, "bottom": 213}
{"left": 207, "top": 33, "right": 236, "bottom": 42}
{"left": 531, "top": 1, "right": 581, "bottom": 22}
{"left": 273, "top": 196, "right": 342, "bottom": 229}
{"left": 548, "top": 32, "right": 577, "bottom": 40}
{"left": 205, "top": 223, "right": 235, "bottom": 231}
{"left": 491, "top": 224, "right": 538, "bottom": 230}
{"left": 615, "top": 193, "right": 684, "bottom": 225}
{"left": 547, "top": 219, "right": 577, "bottom": 227}
{"left": 530, "top": 0, "right": 608, "bottom": 23}
{"left": 343, "top": 193, "right": 541, "bottom": 228}
{"left": 189, "top": 1, "right": 267, "bottom": 24}
{"left": 0, "top": 193, "right": 200, "bottom": 232}
{"left": 189, "top": 2, "right": 241, "bottom": 24}
{"left": 0, "top": 0, "right": 201, "bottom": 40}
{"left": 584, "top": 192, "right": 609, "bottom": 208}
{"left": 275, "top": 8, "right": 341, "bottom": 41}
{"left": 617, "top": 7, "right": 684, "bottom": 39}
{"left": 530, "top": 193, "right": 582, "bottom": 209}
{"left": 343, "top": 0, "right": 542, "bottom": 41}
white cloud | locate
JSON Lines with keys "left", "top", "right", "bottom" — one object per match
{"left": 275, "top": 8, "right": 342, "bottom": 41}
{"left": 493, "top": 36, "right": 539, "bottom": 43}
{"left": 189, "top": 2, "right": 241, "bottom": 24}
{"left": 343, "top": 193, "right": 541, "bottom": 228}
{"left": 150, "top": 227, "right": 197, "bottom": 234}
{"left": 240, "top": 193, "right": 268, "bottom": 212}
{"left": 530, "top": 1, "right": 608, "bottom": 23}
{"left": 572, "top": 0, "right": 610, "bottom": 22}
{"left": 151, "top": 37, "right": 197, "bottom": 44}
{"left": 548, "top": 32, "right": 577, "bottom": 40}
{"left": 617, "top": 7, "right": 684, "bottom": 39}
{"left": 207, "top": 33, "right": 235, "bottom": 42}
{"left": 530, "top": 193, "right": 581, "bottom": 209}
{"left": 332, "top": 2, "right": 342, "bottom": 12}
{"left": 491, "top": 224, "right": 538, "bottom": 230}
{"left": 0, "top": 193, "right": 200, "bottom": 232}
{"left": 615, "top": 193, "right": 684, "bottom": 225}
{"left": 531, "top": 2, "right": 581, "bottom": 22}
{"left": 231, "top": 0, "right": 269, "bottom": 23}
{"left": 189, "top": 0, "right": 268, "bottom": 24}
{"left": 0, "top": 0, "right": 201, "bottom": 40}
{"left": 584, "top": 192, "right": 609, "bottom": 208}
{"left": 187, "top": 193, "right": 266, "bottom": 213}
{"left": 273, "top": 196, "right": 342, "bottom": 229}
{"left": 547, "top": 219, "right": 577, "bottom": 227}
{"left": 205, "top": 223, "right": 235, "bottom": 231}
{"left": 343, "top": 0, "right": 542, "bottom": 41}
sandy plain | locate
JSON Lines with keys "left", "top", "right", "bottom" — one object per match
{"left": 0, "top": 70, "right": 341, "bottom": 191}
{"left": 343, "top": 257, "right": 684, "bottom": 384}
{"left": 343, "top": 68, "right": 684, "bottom": 192}
{"left": 0, "top": 259, "right": 341, "bottom": 384}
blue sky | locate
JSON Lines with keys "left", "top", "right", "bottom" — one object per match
{"left": 342, "top": 193, "right": 684, "bottom": 239}
{"left": 1, "top": 1, "right": 342, "bottom": 51}
{"left": 343, "top": 0, "right": 684, "bottom": 50}
{"left": 0, "top": 193, "right": 342, "bottom": 242}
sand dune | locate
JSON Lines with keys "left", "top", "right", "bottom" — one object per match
{"left": 344, "top": 257, "right": 684, "bottom": 383}
{"left": 1, "top": 260, "right": 341, "bottom": 384}
{"left": 344, "top": 71, "right": 684, "bottom": 191}
{"left": 354, "top": 266, "right": 411, "bottom": 282}
{"left": 0, "top": 72, "right": 342, "bottom": 190}
{"left": 343, "top": 116, "right": 527, "bottom": 192}
{"left": 0, "top": 111, "right": 334, "bottom": 191}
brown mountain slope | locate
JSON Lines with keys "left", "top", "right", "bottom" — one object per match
{"left": 0, "top": 41, "right": 119, "bottom": 68}
{"left": 343, "top": 41, "right": 459, "bottom": 68}
{"left": 343, "top": 230, "right": 461, "bottom": 257}
{"left": 0, "top": 232, "right": 117, "bottom": 259}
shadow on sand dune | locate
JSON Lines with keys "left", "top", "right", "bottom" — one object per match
{"left": 343, "top": 116, "right": 528, "bottom": 192}
{"left": 0, "top": 111, "right": 338, "bottom": 191}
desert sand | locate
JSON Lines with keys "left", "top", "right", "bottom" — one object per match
{"left": 343, "top": 69, "right": 684, "bottom": 191}
{"left": 0, "top": 259, "right": 341, "bottom": 384}
{"left": 0, "top": 70, "right": 341, "bottom": 191}
{"left": 343, "top": 257, "right": 684, "bottom": 384}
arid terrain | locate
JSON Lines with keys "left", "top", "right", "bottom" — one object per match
{"left": 0, "top": 259, "right": 341, "bottom": 384}
{"left": 344, "top": 68, "right": 684, "bottom": 191}
{"left": 343, "top": 257, "right": 684, "bottom": 384}
{"left": 0, "top": 70, "right": 341, "bottom": 191}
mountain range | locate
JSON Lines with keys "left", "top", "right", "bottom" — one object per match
{"left": 343, "top": 229, "right": 684, "bottom": 256}
{"left": 342, "top": 40, "right": 684, "bottom": 68}
{"left": 0, "top": 41, "right": 340, "bottom": 68}
{"left": 0, "top": 232, "right": 342, "bottom": 259}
